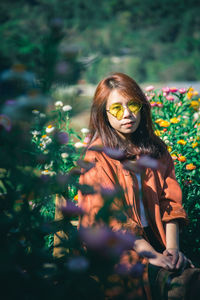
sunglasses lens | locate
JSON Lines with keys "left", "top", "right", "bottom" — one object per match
{"left": 128, "top": 102, "right": 142, "bottom": 113}
{"left": 109, "top": 104, "right": 124, "bottom": 120}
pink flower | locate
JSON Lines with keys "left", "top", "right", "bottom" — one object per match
{"left": 169, "top": 87, "right": 178, "bottom": 93}
{"left": 166, "top": 95, "right": 175, "bottom": 101}
{"left": 162, "top": 87, "right": 170, "bottom": 94}
{"left": 157, "top": 103, "right": 163, "bottom": 108}
{"left": 179, "top": 88, "right": 187, "bottom": 94}
{"left": 145, "top": 85, "right": 154, "bottom": 92}
{"left": 150, "top": 102, "right": 158, "bottom": 107}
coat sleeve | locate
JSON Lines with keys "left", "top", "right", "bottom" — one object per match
{"left": 78, "top": 150, "right": 143, "bottom": 234}
{"left": 159, "top": 152, "right": 188, "bottom": 225}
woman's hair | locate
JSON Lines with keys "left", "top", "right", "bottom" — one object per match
{"left": 88, "top": 72, "right": 167, "bottom": 159}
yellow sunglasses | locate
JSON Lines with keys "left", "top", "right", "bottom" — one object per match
{"left": 106, "top": 100, "right": 142, "bottom": 120}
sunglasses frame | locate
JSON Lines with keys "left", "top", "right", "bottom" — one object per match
{"left": 106, "top": 100, "right": 142, "bottom": 120}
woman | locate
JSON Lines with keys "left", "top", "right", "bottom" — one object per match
{"left": 77, "top": 73, "right": 195, "bottom": 299}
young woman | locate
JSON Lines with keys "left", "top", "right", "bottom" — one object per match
{"left": 77, "top": 73, "right": 195, "bottom": 299}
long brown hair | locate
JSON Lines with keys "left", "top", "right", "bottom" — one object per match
{"left": 88, "top": 72, "right": 167, "bottom": 159}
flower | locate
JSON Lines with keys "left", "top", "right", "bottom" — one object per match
{"left": 167, "top": 146, "right": 172, "bottom": 152}
{"left": 171, "top": 154, "right": 177, "bottom": 160}
{"left": 74, "top": 194, "right": 78, "bottom": 201}
{"left": 186, "top": 163, "right": 196, "bottom": 170}
{"left": 166, "top": 95, "right": 175, "bottom": 101}
{"left": 41, "top": 169, "right": 56, "bottom": 176}
{"left": 170, "top": 87, "right": 178, "bottom": 93}
{"left": 74, "top": 142, "right": 84, "bottom": 148}
{"left": 32, "top": 109, "right": 40, "bottom": 114}
{"left": 61, "top": 152, "right": 69, "bottom": 159}
{"left": 159, "top": 120, "right": 170, "bottom": 127}
{"left": 157, "top": 102, "right": 163, "bottom": 107}
{"left": 145, "top": 85, "right": 154, "bottom": 92}
{"left": 46, "top": 125, "right": 55, "bottom": 133}
{"left": 103, "top": 147, "right": 125, "bottom": 160}
{"left": 177, "top": 140, "right": 187, "bottom": 145}
{"left": 155, "top": 118, "right": 164, "bottom": 124}
{"left": 60, "top": 200, "right": 84, "bottom": 217}
{"left": 179, "top": 88, "right": 187, "bottom": 94}
{"left": 192, "top": 142, "right": 198, "bottom": 148}
{"left": 190, "top": 101, "right": 199, "bottom": 110}
{"left": 170, "top": 117, "right": 180, "bottom": 124}
{"left": 150, "top": 101, "right": 157, "bottom": 107}
{"left": 178, "top": 156, "right": 187, "bottom": 162}
{"left": 0, "top": 115, "right": 12, "bottom": 131}
{"left": 62, "top": 105, "right": 72, "bottom": 111}
{"left": 55, "top": 101, "right": 63, "bottom": 107}
{"left": 66, "top": 256, "right": 89, "bottom": 272}
{"left": 154, "top": 130, "right": 161, "bottom": 136}
{"left": 56, "top": 132, "right": 69, "bottom": 144}
{"left": 162, "top": 87, "right": 170, "bottom": 94}
{"left": 81, "top": 128, "right": 89, "bottom": 134}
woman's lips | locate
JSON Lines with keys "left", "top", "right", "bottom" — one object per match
{"left": 122, "top": 121, "right": 135, "bottom": 127}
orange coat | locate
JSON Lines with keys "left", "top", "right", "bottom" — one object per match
{"left": 77, "top": 137, "right": 188, "bottom": 300}
{"left": 78, "top": 137, "right": 188, "bottom": 245}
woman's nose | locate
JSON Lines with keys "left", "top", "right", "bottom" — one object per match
{"left": 123, "top": 106, "right": 134, "bottom": 118}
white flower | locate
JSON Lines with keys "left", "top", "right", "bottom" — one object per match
{"left": 41, "top": 170, "right": 56, "bottom": 176}
{"left": 32, "top": 109, "right": 40, "bottom": 114}
{"left": 31, "top": 130, "right": 41, "bottom": 136}
{"left": 46, "top": 125, "right": 55, "bottom": 133}
{"left": 63, "top": 105, "right": 72, "bottom": 112}
{"left": 55, "top": 101, "right": 63, "bottom": 107}
{"left": 39, "top": 113, "right": 46, "bottom": 118}
{"left": 61, "top": 152, "right": 69, "bottom": 159}
{"left": 81, "top": 128, "right": 89, "bottom": 134}
{"left": 44, "top": 161, "right": 53, "bottom": 170}
{"left": 74, "top": 142, "right": 84, "bottom": 148}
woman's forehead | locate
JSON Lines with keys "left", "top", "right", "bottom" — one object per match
{"left": 107, "top": 89, "right": 132, "bottom": 105}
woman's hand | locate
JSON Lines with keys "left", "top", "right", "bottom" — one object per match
{"left": 148, "top": 252, "right": 175, "bottom": 270}
{"left": 163, "top": 248, "right": 195, "bottom": 270}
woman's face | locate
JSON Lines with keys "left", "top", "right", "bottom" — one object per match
{"left": 106, "top": 89, "right": 141, "bottom": 139}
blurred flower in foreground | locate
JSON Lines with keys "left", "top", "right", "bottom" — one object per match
{"left": 56, "top": 131, "right": 69, "bottom": 144}
{"left": 66, "top": 256, "right": 89, "bottom": 272}
{"left": 103, "top": 147, "right": 125, "bottom": 160}
{"left": 0, "top": 115, "right": 12, "bottom": 131}
{"left": 60, "top": 200, "right": 84, "bottom": 217}
{"left": 186, "top": 163, "right": 196, "bottom": 170}
{"left": 123, "top": 155, "right": 159, "bottom": 173}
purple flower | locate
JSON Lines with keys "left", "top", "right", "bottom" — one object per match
{"left": 103, "top": 147, "right": 125, "bottom": 160}
{"left": 130, "top": 262, "right": 145, "bottom": 278}
{"left": 76, "top": 159, "right": 95, "bottom": 172}
{"left": 66, "top": 256, "right": 89, "bottom": 272}
{"left": 79, "top": 226, "right": 112, "bottom": 250}
{"left": 56, "top": 132, "right": 69, "bottom": 144}
{"left": 60, "top": 200, "right": 84, "bottom": 217}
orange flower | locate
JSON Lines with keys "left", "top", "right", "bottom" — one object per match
{"left": 177, "top": 140, "right": 187, "bottom": 145}
{"left": 186, "top": 163, "right": 196, "bottom": 170}
{"left": 74, "top": 194, "right": 78, "bottom": 201}
{"left": 167, "top": 146, "right": 172, "bottom": 152}
{"left": 171, "top": 154, "right": 177, "bottom": 160}
{"left": 159, "top": 120, "right": 170, "bottom": 127}
{"left": 192, "top": 142, "right": 198, "bottom": 148}
{"left": 178, "top": 156, "right": 187, "bottom": 162}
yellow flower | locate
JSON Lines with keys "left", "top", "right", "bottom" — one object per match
{"left": 170, "top": 117, "right": 180, "bottom": 124}
{"left": 171, "top": 154, "right": 177, "bottom": 160}
{"left": 155, "top": 118, "right": 164, "bottom": 124}
{"left": 192, "top": 142, "right": 198, "bottom": 148}
{"left": 193, "top": 91, "right": 199, "bottom": 96}
{"left": 187, "top": 91, "right": 193, "bottom": 100}
{"left": 159, "top": 120, "right": 170, "bottom": 127}
{"left": 197, "top": 136, "right": 200, "bottom": 140}
{"left": 41, "top": 134, "right": 47, "bottom": 139}
{"left": 177, "top": 140, "right": 187, "bottom": 145}
{"left": 74, "top": 194, "right": 78, "bottom": 201}
{"left": 178, "top": 156, "right": 187, "bottom": 162}
{"left": 190, "top": 101, "right": 199, "bottom": 109}
{"left": 167, "top": 146, "right": 172, "bottom": 152}
{"left": 186, "top": 163, "right": 196, "bottom": 170}
{"left": 154, "top": 130, "right": 161, "bottom": 136}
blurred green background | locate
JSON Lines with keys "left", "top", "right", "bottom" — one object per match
{"left": 1, "top": 0, "right": 200, "bottom": 86}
